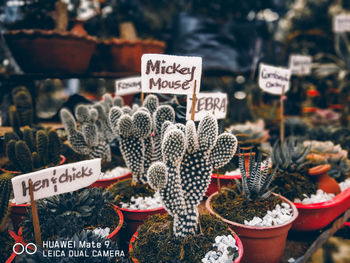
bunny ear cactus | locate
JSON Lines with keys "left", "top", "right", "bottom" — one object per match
{"left": 60, "top": 107, "right": 111, "bottom": 162}
{"left": 153, "top": 105, "right": 175, "bottom": 162}
{"left": 113, "top": 109, "right": 153, "bottom": 183}
{"left": 147, "top": 113, "right": 238, "bottom": 237}
{"left": 113, "top": 96, "right": 124, "bottom": 107}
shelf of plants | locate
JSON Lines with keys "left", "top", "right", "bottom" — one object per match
{"left": 2, "top": 1, "right": 350, "bottom": 263}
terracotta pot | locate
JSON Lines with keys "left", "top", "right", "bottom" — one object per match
{"left": 88, "top": 172, "right": 132, "bottom": 188}
{"left": 71, "top": 19, "right": 87, "bottom": 37}
{"left": 292, "top": 186, "right": 350, "bottom": 231}
{"left": 107, "top": 178, "right": 167, "bottom": 239}
{"left": 129, "top": 228, "right": 244, "bottom": 263}
{"left": 99, "top": 39, "right": 166, "bottom": 73}
{"left": 206, "top": 173, "right": 241, "bottom": 196}
{"left": 309, "top": 164, "right": 340, "bottom": 194}
{"left": 206, "top": 192, "right": 298, "bottom": 263}
{"left": 4, "top": 29, "right": 97, "bottom": 73}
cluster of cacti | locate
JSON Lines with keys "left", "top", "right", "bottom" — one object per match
{"left": 0, "top": 173, "right": 13, "bottom": 231}
{"left": 147, "top": 113, "right": 238, "bottom": 237}
{"left": 237, "top": 151, "right": 276, "bottom": 200}
{"left": 5, "top": 128, "right": 61, "bottom": 173}
{"left": 59, "top": 94, "right": 123, "bottom": 162}
{"left": 272, "top": 137, "right": 310, "bottom": 173}
{"left": 108, "top": 94, "right": 175, "bottom": 183}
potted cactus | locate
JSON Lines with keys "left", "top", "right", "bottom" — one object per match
{"left": 206, "top": 152, "right": 298, "bottom": 263}
{"left": 0, "top": 173, "right": 15, "bottom": 262}
{"left": 2, "top": 128, "right": 65, "bottom": 229}
{"left": 130, "top": 113, "right": 242, "bottom": 262}
{"left": 207, "top": 120, "right": 269, "bottom": 196}
{"left": 106, "top": 95, "right": 175, "bottom": 237}
{"left": 18, "top": 188, "right": 123, "bottom": 245}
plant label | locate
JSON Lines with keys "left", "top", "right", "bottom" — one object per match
{"left": 289, "top": 55, "right": 312, "bottom": 76}
{"left": 115, "top": 76, "right": 141, "bottom": 96}
{"left": 258, "top": 63, "right": 291, "bottom": 95}
{"left": 12, "top": 159, "right": 101, "bottom": 204}
{"left": 186, "top": 92, "right": 227, "bottom": 121}
{"left": 141, "top": 54, "right": 202, "bottom": 95}
{"left": 333, "top": 14, "right": 350, "bottom": 32}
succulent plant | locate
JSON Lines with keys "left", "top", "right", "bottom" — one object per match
{"left": 236, "top": 151, "right": 276, "bottom": 200}
{"left": 310, "top": 109, "right": 341, "bottom": 126}
{"left": 17, "top": 230, "right": 128, "bottom": 263}
{"left": 272, "top": 137, "right": 310, "bottom": 173}
{"left": 21, "top": 188, "right": 118, "bottom": 242}
{"left": 60, "top": 104, "right": 111, "bottom": 162}
{"left": 147, "top": 113, "right": 238, "bottom": 237}
{"left": 304, "top": 140, "right": 348, "bottom": 162}
{"left": 328, "top": 158, "right": 350, "bottom": 182}
{"left": 229, "top": 119, "right": 269, "bottom": 148}
{"left": 0, "top": 173, "right": 13, "bottom": 231}
{"left": 5, "top": 128, "right": 62, "bottom": 173}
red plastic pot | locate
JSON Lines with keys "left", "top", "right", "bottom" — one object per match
{"left": 206, "top": 173, "right": 241, "bottom": 196}
{"left": 206, "top": 192, "right": 298, "bottom": 263}
{"left": 89, "top": 172, "right": 132, "bottom": 188}
{"left": 292, "top": 186, "right": 350, "bottom": 231}
{"left": 129, "top": 229, "right": 243, "bottom": 263}
{"left": 106, "top": 205, "right": 124, "bottom": 242}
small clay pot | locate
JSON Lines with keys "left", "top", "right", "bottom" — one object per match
{"left": 309, "top": 164, "right": 341, "bottom": 194}
{"left": 206, "top": 192, "right": 298, "bottom": 263}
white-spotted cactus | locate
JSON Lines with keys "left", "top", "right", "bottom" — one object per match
{"left": 147, "top": 113, "right": 238, "bottom": 237}
{"left": 60, "top": 103, "right": 111, "bottom": 162}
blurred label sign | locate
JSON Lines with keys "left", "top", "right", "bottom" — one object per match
{"left": 115, "top": 76, "right": 141, "bottom": 96}
{"left": 12, "top": 159, "right": 101, "bottom": 204}
{"left": 186, "top": 93, "right": 227, "bottom": 121}
{"left": 258, "top": 63, "right": 291, "bottom": 95}
{"left": 333, "top": 14, "right": 350, "bottom": 32}
{"left": 289, "top": 55, "right": 312, "bottom": 76}
{"left": 141, "top": 54, "right": 202, "bottom": 95}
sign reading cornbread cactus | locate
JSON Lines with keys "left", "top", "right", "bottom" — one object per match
{"left": 141, "top": 54, "right": 202, "bottom": 94}
{"left": 289, "top": 55, "right": 312, "bottom": 76}
{"left": 115, "top": 76, "right": 142, "bottom": 96}
{"left": 11, "top": 159, "right": 101, "bottom": 204}
{"left": 258, "top": 63, "right": 291, "bottom": 143}
{"left": 186, "top": 92, "right": 227, "bottom": 121}
{"left": 333, "top": 14, "right": 350, "bottom": 32}
{"left": 146, "top": 113, "right": 238, "bottom": 237}
{"left": 258, "top": 63, "right": 291, "bottom": 95}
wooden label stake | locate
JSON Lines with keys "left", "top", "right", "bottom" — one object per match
{"left": 191, "top": 80, "right": 197, "bottom": 121}
{"left": 141, "top": 92, "right": 145, "bottom": 105}
{"left": 29, "top": 180, "right": 42, "bottom": 247}
{"left": 280, "top": 86, "right": 285, "bottom": 144}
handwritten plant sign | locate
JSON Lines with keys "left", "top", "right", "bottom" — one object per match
{"left": 258, "top": 63, "right": 291, "bottom": 95}
{"left": 141, "top": 54, "right": 202, "bottom": 95}
{"left": 333, "top": 14, "right": 350, "bottom": 32}
{"left": 115, "top": 76, "right": 142, "bottom": 96}
{"left": 186, "top": 93, "right": 227, "bottom": 121}
{"left": 12, "top": 159, "right": 101, "bottom": 205}
{"left": 289, "top": 55, "right": 312, "bottom": 76}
